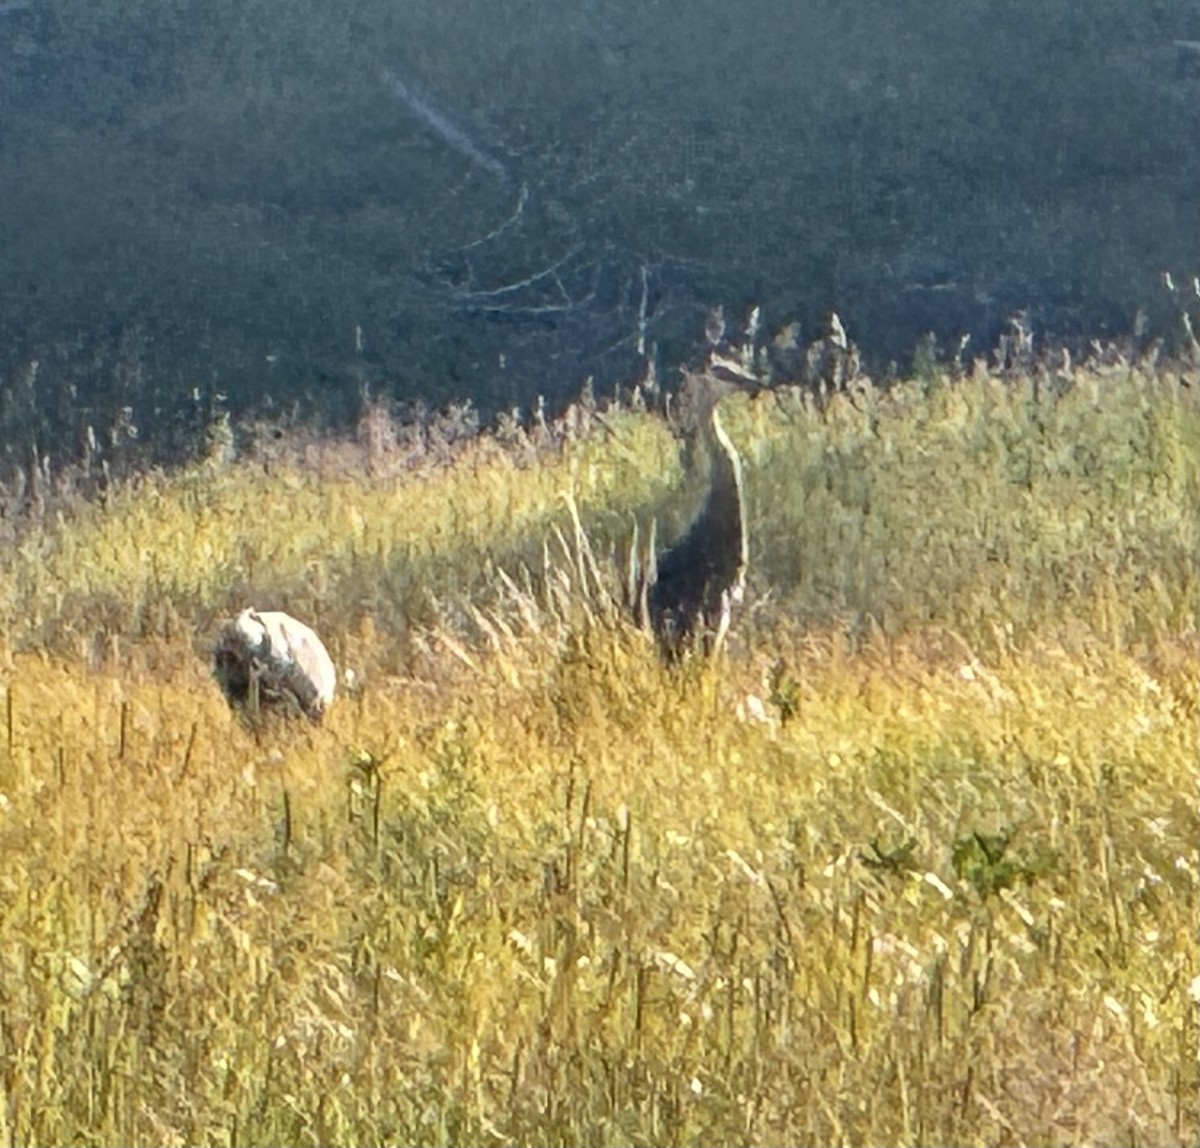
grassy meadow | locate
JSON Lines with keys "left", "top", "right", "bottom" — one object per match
{"left": 0, "top": 364, "right": 1196, "bottom": 1145}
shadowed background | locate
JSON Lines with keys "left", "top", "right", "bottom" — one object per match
{"left": 0, "top": 0, "right": 1196, "bottom": 468}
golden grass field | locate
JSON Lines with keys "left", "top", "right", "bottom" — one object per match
{"left": 0, "top": 365, "right": 1195, "bottom": 1145}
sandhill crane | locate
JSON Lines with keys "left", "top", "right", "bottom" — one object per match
{"left": 213, "top": 608, "right": 336, "bottom": 722}
{"left": 647, "top": 367, "right": 761, "bottom": 661}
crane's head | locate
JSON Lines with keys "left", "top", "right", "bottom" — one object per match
{"left": 674, "top": 365, "right": 766, "bottom": 433}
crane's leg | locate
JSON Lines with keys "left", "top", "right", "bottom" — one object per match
{"left": 710, "top": 589, "right": 733, "bottom": 659}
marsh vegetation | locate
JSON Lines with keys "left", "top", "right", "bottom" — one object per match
{"left": 0, "top": 357, "right": 1195, "bottom": 1145}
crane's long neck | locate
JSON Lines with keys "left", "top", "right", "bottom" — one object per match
{"left": 705, "top": 405, "right": 748, "bottom": 572}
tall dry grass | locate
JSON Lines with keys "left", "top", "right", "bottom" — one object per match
{"left": 0, "top": 365, "right": 1195, "bottom": 1145}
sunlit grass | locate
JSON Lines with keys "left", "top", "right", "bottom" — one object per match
{"left": 0, "top": 365, "right": 1195, "bottom": 1145}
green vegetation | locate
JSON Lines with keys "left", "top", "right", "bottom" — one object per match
{"left": 0, "top": 365, "right": 1195, "bottom": 1145}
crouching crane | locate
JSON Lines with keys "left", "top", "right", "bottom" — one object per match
{"left": 647, "top": 367, "right": 761, "bottom": 661}
{"left": 213, "top": 608, "right": 336, "bottom": 722}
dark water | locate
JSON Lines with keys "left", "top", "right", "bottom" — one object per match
{"left": 1, "top": 0, "right": 1196, "bottom": 469}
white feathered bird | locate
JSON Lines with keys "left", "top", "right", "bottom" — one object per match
{"left": 213, "top": 608, "right": 336, "bottom": 721}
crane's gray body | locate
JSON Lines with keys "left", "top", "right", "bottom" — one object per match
{"left": 648, "top": 371, "right": 753, "bottom": 660}
{"left": 213, "top": 608, "right": 336, "bottom": 722}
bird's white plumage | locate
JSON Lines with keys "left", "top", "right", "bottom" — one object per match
{"left": 214, "top": 608, "right": 336, "bottom": 720}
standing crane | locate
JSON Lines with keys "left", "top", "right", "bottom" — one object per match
{"left": 647, "top": 367, "right": 761, "bottom": 661}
